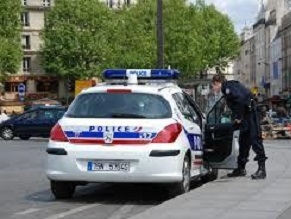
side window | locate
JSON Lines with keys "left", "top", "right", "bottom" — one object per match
{"left": 207, "top": 97, "right": 233, "bottom": 125}
{"left": 56, "top": 110, "right": 65, "bottom": 119}
{"left": 19, "top": 111, "right": 38, "bottom": 119}
{"left": 172, "top": 93, "right": 198, "bottom": 123}
{"left": 38, "top": 110, "right": 55, "bottom": 119}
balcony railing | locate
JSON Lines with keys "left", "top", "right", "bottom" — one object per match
{"left": 23, "top": 68, "right": 31, "bottom": 72}
{"left": 22, "top": 44, "right": 31, "bottom": 50}
{"left": 22, "top": 22, "right": 30, "bottom": 27}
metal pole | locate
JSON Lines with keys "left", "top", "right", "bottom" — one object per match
{"left": 156, "top": 0, "right": 164, "bottom": 69}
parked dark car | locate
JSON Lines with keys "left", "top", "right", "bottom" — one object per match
{"left": 0, "top": 106, "right": 67, "bottom": 140}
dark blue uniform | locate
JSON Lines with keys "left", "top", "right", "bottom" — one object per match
{"left": 221, "top": 80, "right": 267, "bottom": 172}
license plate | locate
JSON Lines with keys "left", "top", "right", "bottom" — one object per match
{"left": 87, "top": 161, "right": 130, "bottom": 172}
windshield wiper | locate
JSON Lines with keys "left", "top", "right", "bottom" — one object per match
{"left": 107, "top": 113, "right": 146, "bottom": 118}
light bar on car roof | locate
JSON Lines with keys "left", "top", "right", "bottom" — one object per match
{"left": 102, "top": 69, "right": 180, "bottom": 80}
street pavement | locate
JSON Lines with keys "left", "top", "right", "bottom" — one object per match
{"left": 0, "top": 139, "right": 290, "bottom": 219}
{"left": 129, "top": 140, "right": 291, "bottom": 219}
{"left": 0, "top": 139, "right": 172, "bottom": 219}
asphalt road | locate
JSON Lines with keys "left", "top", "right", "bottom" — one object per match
{"left": 0, "top": 139, "right": 202, "bottom": 219}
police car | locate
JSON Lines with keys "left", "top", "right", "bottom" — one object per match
{"left": 46, "top": 69, "right": 239, "bottom": 199}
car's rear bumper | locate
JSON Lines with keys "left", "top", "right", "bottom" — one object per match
{"left": 46, "top": 142, "right": 185, "bottom": 183}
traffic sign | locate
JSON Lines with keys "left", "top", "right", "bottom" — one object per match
{"left": 18, "top": 83, "right": 26, "bottom": 101}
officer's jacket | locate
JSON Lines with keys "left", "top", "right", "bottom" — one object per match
{"left": 221, "top": 80, "right": 252, "bottom": 120}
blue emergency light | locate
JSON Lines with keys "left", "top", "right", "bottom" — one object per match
{"left": 102, "top": 69, "right": 180, "bottom": 80}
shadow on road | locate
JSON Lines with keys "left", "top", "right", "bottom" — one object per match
{"left": 25, "top": 181, "right": 203, "bottom": 206}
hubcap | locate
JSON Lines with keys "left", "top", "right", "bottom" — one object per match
{"left": 2, "top": 128, "right": 13, "bottom": 139}
{"left": 182, "top": 158, "right": 190, "bottom": 192}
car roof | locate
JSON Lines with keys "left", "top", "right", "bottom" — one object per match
{"left": 29, "top": 106, "right": 67, "bottom": 111}
{"left": 80, "top": 83, "right": 183, "bottom": 96}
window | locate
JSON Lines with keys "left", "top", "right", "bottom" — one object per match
{"left": 21, "top": 12, "right": 29, "bottom": 26}
{"left": 43, "top": 0, "right": 51, "bottom": 7}
{"left": 23, "top": 57, "right": 31, "bottom": 72}
{"left": 117, "top": 0, "right": 121, "bottom": 8}
{"left": 18, "top": 111, "right": 39, "bottom": 120}
{"left": 23, "top": 0, "right": 27, "bottom": 5}
{"left": 108, "top": 0, "right": 113, "bottom": 8}
{"left": 172, "top": 93, "right": 200, "bottom": 125}
{"left": 21, "top": 35, "right": 30, "bottom": 49}
{"left": 66, "top": 93, "right": 172, "bottom": 119}
{"left": 207, "top": 97, "right": 232, "bottom": 125}
{"left": 124, "top": 0, "right": 131, "bottom": 6}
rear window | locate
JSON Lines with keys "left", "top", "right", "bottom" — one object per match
{"left": 66, "top": 92, "right": 172, "bottom": 119}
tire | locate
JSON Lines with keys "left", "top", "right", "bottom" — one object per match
{"left": 19, "top": 135, "right": 31, "bottom": 140}
{"left": 50, "top": 180, "right": 76, "bottom": 200}
{"left": 173, "top": 155, "right": 191, "bottom": 195}
{"left": 0, "top": 127, "right": 15, "bottom": 140}
{"left": 201, "top": 168, "right": 218, "bottom": 183}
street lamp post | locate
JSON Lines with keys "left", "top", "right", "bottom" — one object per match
{"left": 156, "top": 0, "right": 164, "bottom": 69}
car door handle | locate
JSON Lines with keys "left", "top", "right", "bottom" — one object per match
{"left": 211, "top": 133, "right": 226, "bottom": 141}
{"left": 188, "top": 126, "right": 195, "bottom": 131}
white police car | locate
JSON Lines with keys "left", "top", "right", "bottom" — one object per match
{"left": 46, "top": 69, "right": 239, "bottom": 199}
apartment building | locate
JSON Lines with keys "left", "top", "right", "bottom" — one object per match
{"left": 102, "top": 0, "right": 136, "bottom": 9}
{"left": 4, "top": 0, "right": 58, "bottom": 101}
{"left": 235, "top": 0, "right": 291, "bottom": 99}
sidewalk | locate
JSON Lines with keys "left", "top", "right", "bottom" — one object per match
{"left": 130, "top": 140, "right": 291, "bottom": 219}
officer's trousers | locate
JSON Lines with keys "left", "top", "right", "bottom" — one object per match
{"left": 238, "top": 109, "right": 267, "bottom": 168}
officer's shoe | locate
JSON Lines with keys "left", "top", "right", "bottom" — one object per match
{"left": 227, "top": 168, "right": 246, "bottom": 177}
{"left": 251, "top": 163, "right": 266, "bottom": 180}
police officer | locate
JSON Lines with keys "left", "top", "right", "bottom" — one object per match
{"left": 212, "top": 75, "right": 267, "bottom": 180}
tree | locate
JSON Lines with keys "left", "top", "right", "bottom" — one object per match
{"left": 41, "top": 0, "right": 239, "bottom": 80}
{"left": 0, "top": 0, "right": 22, "bottom": 80}
{"left": 109, "top": 0, "right": 157, "bottom": 69}
{"left": 195, "top": 1, "right": 240, "bottom": 71}
{"left": 41, "top": 0, "right": 116, "bottom": 79}
{"left": 111, "top": 0, "right": 239, "bottom": 78}
{"left": 163, "top": 0, "right": 204, "bottom": 77}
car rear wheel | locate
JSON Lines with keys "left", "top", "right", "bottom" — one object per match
{"left": 1, "top": 127, "right": 14, "bottom": 140}
{"left": 173, "top": 155, "right": 191, "bottom": 195}
{"left": 50, "top": 180, "right": 76, "bottom": 200}
{"left": 19, "top": 135, "right": 31, "bottom": 140}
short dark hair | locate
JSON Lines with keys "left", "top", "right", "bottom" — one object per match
{"left": 212, "top": 74, "right": 225, "bottom": 83}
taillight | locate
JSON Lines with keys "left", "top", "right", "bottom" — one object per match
{"left": 106, "top": 89, "right": 132, "bottom": 93}
{"left": 50, "top": 123, "right": 68, "bottom": 142}
{"left": 152, "top": 123, "right": 182, "bottom": 143}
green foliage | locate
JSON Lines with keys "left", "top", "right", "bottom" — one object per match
{"left": 41, "top": 0, "right": 240, "bottom": 79}
{"left": 0, "top": 0, "right": 23, "bottom": 79}
{"left": 163, "top": 0, "right": 204, "bottom": 77}
{"left": 109, "top": 0, "right": 157, "bottom": 69}
{"left": 41, "top": 0, "right": 116, "bottom": 79}
{"left": 198, "top": 2, "right": 240, "bottom": 70}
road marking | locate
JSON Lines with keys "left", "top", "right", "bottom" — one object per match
{"left": 43, "top": 204, "right": 101, "bottom": 219}
{"left": 107, "top": 204, "right": 135, "bottom": 219}
{"left": 14, "top": 208, "right": 40, "bottom": 215}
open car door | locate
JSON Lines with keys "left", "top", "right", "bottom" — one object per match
{"left": 203, "top": 96, "right": 239, "bottom": 169}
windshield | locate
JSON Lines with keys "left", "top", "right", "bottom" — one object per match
{"left": 66, "top": 92, "right": 172, "bottom": 119}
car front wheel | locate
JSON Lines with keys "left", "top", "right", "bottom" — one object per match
{"left": 0, "top": 127, "right": 15, "bottom": 140}
{"left": 50, "top": 180, "right": 76, "bottom": 200}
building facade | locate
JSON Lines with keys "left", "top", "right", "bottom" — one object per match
{"left": 281, "top": 11, "right": 291, "bottom": 93}
{"left": 235, "top": 0, "right": 291, "bottom": 99}
{"left": 4, "top": 0, "right": 58, "bottom": 101}
{"left": 102, "top": 0, "right": 136, "bottom": 9}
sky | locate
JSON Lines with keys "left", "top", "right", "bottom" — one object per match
{"left": 205, "top": 0, "right": 260, "bottom": 33}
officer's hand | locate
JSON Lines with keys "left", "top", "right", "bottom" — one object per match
{"left": 234, "top": 119, "right": 241, "bottom": 124}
